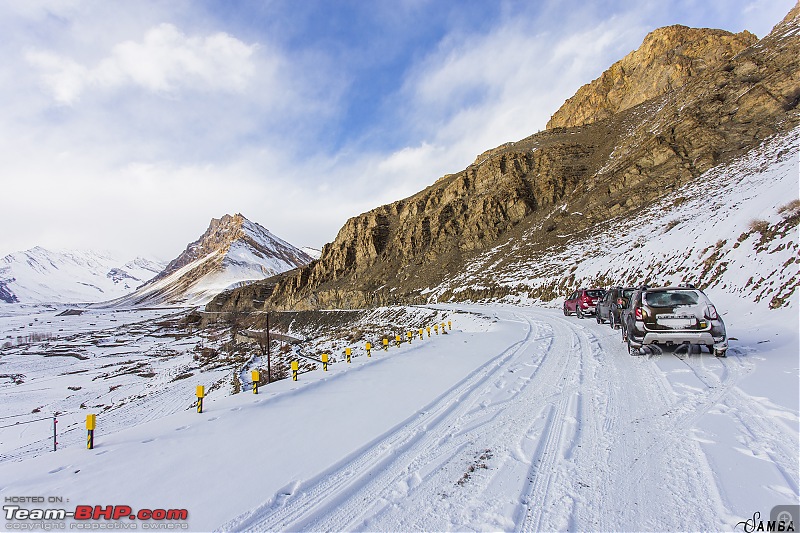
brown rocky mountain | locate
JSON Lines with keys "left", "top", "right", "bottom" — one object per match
{"left": 151, "top": 214, "right": 311, "bottom": 285}
{"left": 546, "top": 25, "right": 757, "bottom": 130}
{"left": 106, "top": 214, "right": 312, "bottom": 307}
{"left": 208, "top": 5, "right": 800, "bottom": 313}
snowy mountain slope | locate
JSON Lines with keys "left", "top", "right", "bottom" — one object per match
{"left": 432, "top": 128, "right": 800, "bottom": 310}
{"left": 105, "top": 214, "right": 312, "bottom": 307}
{"left": 0, "top": 247, "right": 164, "bottom": 305}
{"left": 301, "top": 247, "right": 322, "bottom": 260}
{"left": 0, "top": 303, "right": 795, "bottom": 531}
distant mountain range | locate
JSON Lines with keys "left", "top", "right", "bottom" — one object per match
{"left": 2, "top": 214, "right": 312, "bottom": 307}
{"left": 0, "top": 247, "right": 164, "bottom": 304}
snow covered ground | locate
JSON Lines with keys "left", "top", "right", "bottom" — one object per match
{"left": 0, "top": 306, "right": 232, "bottom": 463}
{"left": 0, "top": 300, "right": 796, "bottom": 531}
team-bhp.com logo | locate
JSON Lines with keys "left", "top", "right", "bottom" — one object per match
{"left": 736, "top": 506, "right": 798, "bottom": 532}
{"left": 4, "top": 502, "right": 189, "bottom": 530}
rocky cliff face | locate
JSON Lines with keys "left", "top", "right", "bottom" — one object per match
{"left": 207, "top": 5, "right": 800, "bottom": 313}
{"left": 546, "top": 25, "right": 758, "bottom": 129}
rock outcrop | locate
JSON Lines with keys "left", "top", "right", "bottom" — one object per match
{"left": 546, "top": 25, "right": 758, "bottom": 129}
{"left": 208, "top": 5, "right": 800, "bottom": 313}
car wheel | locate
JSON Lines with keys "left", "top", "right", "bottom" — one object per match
{"left": 621, "top": 323, "right": 627, "bottom": 342}
{"left": 563, "top": 305, "right": 569, "bottom": 316}
{"left": 610, "top": 313, "right": 616, "bottom": 330}
{"left": 715, "top": 349, "right": 727, "bottom": 358}
{"left": 576, "top": 307, "right": 583, "bottom": 319}
{"left": 596, "top": 312, "right": 601, "bottom": 324}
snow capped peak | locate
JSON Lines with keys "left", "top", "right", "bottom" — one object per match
{"left": 152, "top": 214, "right": 310, "bottom": 284}
{"left": 106, "top": 214, "right": 312, "bottom": 307}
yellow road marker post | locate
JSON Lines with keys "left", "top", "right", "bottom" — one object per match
{"left": 427, "top": 326, "right": 431, "bottom": 337}
{"left": 419, "top": 329, "right": 423, "bottom": 340}
{"left": 196, "top": 385, "right": 205, "bottom": 414}
{"left": 434, "top": 324, "right": 439, "bottom": 335}
{"left": 407, "top": 331, "right": 412, "bottom": 344}
{"left": 366, "top": 342, "right": 372, "bottom": 357}
{"left": 345, "top": 347, "right": 352, "bottom": 363}
{"left": 395, "top": 334, "right": 401, "bottom": 347}
{"left": 252, "top": 370, "right": 260, "bottom": 394}
{"left": 86, "top": 414, "right": 96, "bottom": 450}
{"left": 291, "top": 361, "right": 299, "bottom": 381}
{"left": 383, "top": 338, "right": 388, "bottom": 351}
{"left": 448, "top": 320, "right": 452, "bottom": 330}
{"left": 322, "top": 353, "right": 329, "bottom": 371}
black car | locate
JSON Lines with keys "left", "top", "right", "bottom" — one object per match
{"left": 596, "top": 287, "right": 636, "bottom": 329}
{"left": 621, "top": 285, "right": 728, "bottom": 357}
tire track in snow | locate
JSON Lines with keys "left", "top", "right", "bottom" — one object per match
{"left": 221, "top": 314, "right": 538, "bottom": 532}
{"left": 612, "top": 341, "right": 748, "bottom": 529}
{"left": 340, "top": 311, "right": 584, "bottom": 532}
{"left": 516, "top": 316, "right": 585, "bottom": 533}
{"left": 297, "top": 314, "right": 564, "bottom": 532}
{"left": 542, "top": 314, "right": 729, "bottom": 531}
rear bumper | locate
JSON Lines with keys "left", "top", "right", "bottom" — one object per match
{"left": 632, "top": 330, "right": 727, "bottom": 350}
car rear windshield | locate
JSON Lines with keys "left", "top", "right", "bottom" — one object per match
{"left": 643, "top": 290, "right": 700, "bottom": 307}
{"left": 622, "top": 289, "right": 635, "bottom": 299}
{"left": 585, "top": 290, "right": 605, "bottom": 298}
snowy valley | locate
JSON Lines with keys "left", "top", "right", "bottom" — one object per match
{"left": 1, "top": 5, "right": 798, "bottom": 532}
{"left": 0, "top": 130, "right": 797, "bottom": 529}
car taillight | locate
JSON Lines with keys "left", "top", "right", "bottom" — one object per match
{"left": 634, "top": 308, "right": 643, "bottom": 320}
{"left": 705, "top": 305, "right": 718, "bottom": 320}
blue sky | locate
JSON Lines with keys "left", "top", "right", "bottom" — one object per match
{"left": 0, "top": 0, "right": 794, "bottom": 260}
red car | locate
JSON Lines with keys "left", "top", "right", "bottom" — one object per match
{"left": 563, "top": 288, "right": 606, "bottom": 318}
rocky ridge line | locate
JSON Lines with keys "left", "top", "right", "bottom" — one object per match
{"left": 207, "top": 5, "right": 800, "bottom": 313}
{"left": 546, "top": 25, "right": 757, "bottom": 129}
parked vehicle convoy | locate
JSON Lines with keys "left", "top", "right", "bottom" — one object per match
{"left": 563, "top": 288, "right": 606, "bottom": 318}
{"left": 596, "top": 286, "right": 636, "bottom": 329}
{"left": 621, "top": 285, "right": 728, "bottom": 357}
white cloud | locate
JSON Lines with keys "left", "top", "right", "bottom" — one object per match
{"left": 1, "top": 0, "right": 793, "bottom": 262}
{"left": 385, "top": 8, "right": 645, "bottom": 188}
{"left": 24, "top": 51, "right": 87, "bottom": 104}
{"left": 377, "top": 142, "right": 441, "bottom": 175}
{"left": 26, "top": 23, "right": 258, "bottom": 104}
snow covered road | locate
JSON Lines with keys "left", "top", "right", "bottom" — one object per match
{"left": 224, "top": 305, "right": 798, "bottom": 532}
{"left": 0, "top": 304, "right": 796, "bottom": 532}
